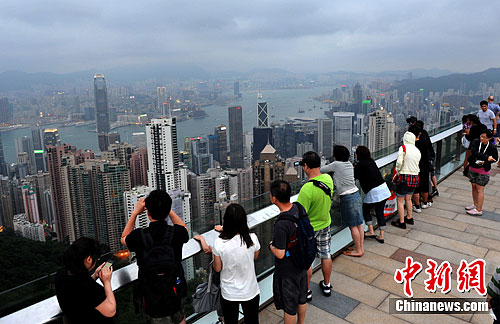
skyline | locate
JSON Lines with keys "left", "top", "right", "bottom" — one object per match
{"left": 1, "top": 1, "right": 500, "bottom": 74}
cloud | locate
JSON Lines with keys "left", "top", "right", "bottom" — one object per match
{"left": 0, "top": 0, "right": 499, "bottom": 73}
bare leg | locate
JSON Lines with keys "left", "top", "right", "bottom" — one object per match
{"left": 357, "top": 225, "right": 365, "bottom": 253}
{"left": 421, "top": 192, "right": 429, "bottom": 203}
{"left": 431, "top": 175, "right": 438, "bottom": 189}
{"left": 397, "top": 196, "right": 405, "bottom": 223}
{"left": 471, "top": 183, "right": 478, "bottom": 207}
{"left": 321, "top": 258, "right": 332, "bottom": 285}
{"left": 284, "top": 312, "right": 297, "bottom": 324}
{"left": 348, "top": 226, "right": 363, "bottom": 256}
{"left": 405, "top": 194, "right": 413, "bottom": 219}
{"left": 379, "top": 229, "right": 385, "bottom": 240}
{"left": 476, "top": 185, "right": 485, "bottom": 212}
{"left": 297, "top": 304, "right": 307, "bottom": 324}
{"left": 412, "top": 193, "right": 420, "bottom": 206}
{"left": 366, "top": 224, "right": 375, "bottom": 235}
{"left": 307, "top": 266, "right": 312, "bottom": 290}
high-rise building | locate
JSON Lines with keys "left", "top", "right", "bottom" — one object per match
{"left": 157, "top": 86, "right": 168, "bottom": 115}
{"left": 189, "top": 137, "right": 214, "bottom": 175}
{"left": 215, "top": 125, "right": 227, "bottom": 169}
{"left": 332, "top": 112, "right": 354, "bottom": 151}
{"left": 0, "top": 98, "right": 11, "bottom": 124}
{"left": 188, "top": 173, "right": 216, "bottom": 232}
{"left": 362, "top": 100, "right": 371, "bottom": 115}
{"left": 228, "top": 106, "right": 244, "bottom": 168}
{"left": 252, "top": 143, "right": 285, "bottom": 196}
{"left": 353, "top": 83, "right": 362, "bottom": 105}
{"left": 25, "top": 172, "right": 53, "bottom": 226}
{"left": 21, "top": 184, "right": 39, "bottom": 224}
{"left": 32, "top": 127, "right": 47, "bottom": 172}
{"left": 252, "top": 127, "right": 273, "bottom": 161}
{"left": 15, "top": 136, "right": 36, "bottom": 174}
{"left": 43, "top": 129, "right": 61, "bottom": 147}
{"left": 233, "top": 81, "right": 240, "bottom": 97}
{"left": 130, "top": 148, "right": 149, "bottom": 188}
{"left": 124, "top": 186, "right": 152, "bottom": 229}
{"left": 297, "top": 142, "right": 314, "bottom": 157}
{"left": 257, "top": 102, "right": 269, "bottom": 128}
{"left": 105, "top": 142, "right": 134, "bottom": 169}
{"left": 73, "top": 96, "right": 81, "bottom": 113}
{"left": 94, "top": 74, "right": 110, "bottom": 151}
{"left": 146, "top": 118, "right": 191, "bottom": 222}
{"left": 368, "top": 108, "right": 396, "bottom": 153}
{"left": 13, "top": 214, "right": 45, "bottom": 242}
{"left": 0, "top": 177, "right": 14, "bottom": 228}
{"left": 317, "top": 118, "right": 333, "bottom": 159}
{"left": 0, "top": 132, "right": 8, "bottom": 176}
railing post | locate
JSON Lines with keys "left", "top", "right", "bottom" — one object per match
{"left": 435, "top": 140, "right": 442, "bottom": 173}
{"left": 455, "top": 131, "right": 462, "bottom": 161}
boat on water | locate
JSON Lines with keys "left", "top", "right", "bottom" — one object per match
{"left": 298, "top": 109, "right": 305, "bottom": 113}
{"left": 257, "top": 92, "right": 263, "bottom": 99}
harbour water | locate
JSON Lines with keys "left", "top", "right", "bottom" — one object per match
{"left": 1, "top": 86, "right": 333, "bottom": 163}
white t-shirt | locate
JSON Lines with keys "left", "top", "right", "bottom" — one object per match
{"left": 212, "top": 233, "right": 260, "bottom": 301}
{"left": 478, "top": 109, "right": 496, "bottom": 130}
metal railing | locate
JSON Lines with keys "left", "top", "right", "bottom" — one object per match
{"left": 0, "top": 122, "right": 465, "bottom": 324}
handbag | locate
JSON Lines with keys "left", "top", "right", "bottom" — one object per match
{"left": 192, "top": 261, "right": 222, "bottom": 315}
{"left": 461, "top": 136, "right": 470, "bottom": 149}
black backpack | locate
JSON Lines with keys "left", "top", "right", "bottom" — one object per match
{"left": 136, "top": 226, "right": 182, "bottom": 317}
{"left": 276, "top": 202, "right": 317, "bottom": 270}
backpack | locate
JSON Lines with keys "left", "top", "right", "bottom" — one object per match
{"left": 136, "top": 226, "right": 182, "bottom": 318}
{"left": 276, "top": 202, "right": 317, "bottom": 270}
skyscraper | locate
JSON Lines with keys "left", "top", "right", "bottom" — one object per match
{"left": 94, "top": 74, "right": 110, "bottom": 151}
{"left": 233, "top": 81, "right": 240, "bottom": 97}
{"left": 188, "top": 137, "right": 214, "bottom": 175}
{"left": 228, "top": 106, "right": 244, "bottom": 168}
{"left": 32, "top": 127, "right": 47, "bottom": 172}
{"left": 215, "top": 125, "right": 228, "bottom": 169}
{"left": 0, "top": 98, "right": 11, "bottom": 124}
{"left": 353, "top": 83, "right": 362, "bottom": 105}
{"left": 130, "top": 148, "right": 149, "bottom": 188}
{"left": 317, "top": 118, "right": 333, "bottom": 159}
{"left": 252, "top": 143, "right": 285, "bottom": 196}
{"left": 368, "top": 108, "right": 396, "bottom": 153}
{"left": 146, "top": 118, "right": 191, "bottom": 222}
{"left": 332, "top": 112, "right": 354, "bottom": 151}
{"left": 252, "top": 127, "right": 273, "bottom": 161}
{"left": 21, "top": 184, "right": 40, "bottom": 224}
{"left": 43, "top": 128, "right": 61, "bottom": 147}
{"left": 157, "top": 86, "right": 168, "bottom": 115}
{"left": 257, "top": 102, "right": 269, "bottom": 128}
{"left": 0, "top": 132, "right": 7, "bottom": 176}
{"left": 15, "top": 136, "right": 36, "bottom": 174}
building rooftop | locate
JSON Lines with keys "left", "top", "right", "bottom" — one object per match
{"left": 259, "top": 167, "right": 500, "bottom": 324}
{"left": 260, "top": 143, "right": 276, "bottom": 154}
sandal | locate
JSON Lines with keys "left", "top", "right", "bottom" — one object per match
{"left": 375, "top": 236, "right": 385, "bottom": 244}
{"left": 343, "top": 250, "right": 364, "bottom": 257}
{"left": 364, "top": 233, "right": 376, "bottom": 239}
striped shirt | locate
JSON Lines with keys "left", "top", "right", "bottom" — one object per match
{"left": 488, "top": 265, "right": 500, "bottom": 299}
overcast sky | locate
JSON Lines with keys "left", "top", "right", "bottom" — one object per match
{"left": 1, "top": 0, "right": 500, "bottom": 74}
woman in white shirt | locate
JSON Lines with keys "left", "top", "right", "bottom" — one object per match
{"left": 212, "top": 204, "right": 260, "bottom": 324}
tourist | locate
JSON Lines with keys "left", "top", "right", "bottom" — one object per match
{"left": 464, "top": 115, "right": 487, "bottom": 176}
{"left": 121, "top": 190, "right": 189, "bottom": 324}
{"left": 465, "top": 130, "right": 498, "bottom": 216}
{"left": 212, "top": 204, "right": 260, "bottom": 324}
{"left": 269, "top": 180, "right": 307, "bottom": 324}
{"left": 477, "top": 100, "right": 496, "bottom": 138}
{"left": 354, "top": 146, "right": 391, "bottom": 244}
{"left": 55, "top": 237, "right": 116, "bottom": 324}
{"left": 391, "top": 126, "right": 421, "bottom": 229}
{"left": 321, "top": 145, "right": 364, "bottom": 256}
{"left": 297, "top": 151, "right": 334, "bottom": 301}
{"left": 462, "top": 114, "right": 472, "bottom": 174}
{"left": 487, "top": 96, "right": 500, "bottom": 145}
{"left": 487, "top": 263, "right": 500, "bottom": 324}
{"left": 412, "top": 121, "right": 433, "bottom": 212}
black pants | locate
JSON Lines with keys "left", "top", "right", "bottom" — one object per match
{"left": 220, "top": 294, "right": 260, "bottom": 324}
{"left": 362, "top": 199, "right": 388, "bottom": 229}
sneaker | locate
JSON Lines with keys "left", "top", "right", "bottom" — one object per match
{"left": 466, "top": 208, "right": 483, "bottom": 216}
{"left": 412, "top": 205, "right": 422, "bottom": 213}
{"left": 306, "top": 290, "right": 312, "bottom": 302}
{"left": 421, "top": 202, "right": 429, "bottom": 209}
{"left": 391, "top": 220, "right": 407, "bottom": 229}
{"left": 320, "top": 280, "right": 332, "bottom": 297}
{"left": 465, "top": 204, "right": 476, "bottom": 211}
{"left": 404, "top": 216, "right": 414, "bottom": 225}
{"left": 426, "top": 201, "right": 433, "bottom": 208}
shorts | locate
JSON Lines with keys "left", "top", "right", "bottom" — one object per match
{"left": 314, "top": 226, "right": 331, "bottom": 259}
{"left": 468, "top": 170, "right": 490, "bottom": 186}
{"left": 396, "top": 182, "right": 416, "bottom": 197}
{"left": 147, "top": 298, "right": 185, "bottom": 324}
{"left": 339, "top": 191, "right": 364, "bottom": 227}
{"left": 273, "top": 273, "right": 308, "bottom": 316}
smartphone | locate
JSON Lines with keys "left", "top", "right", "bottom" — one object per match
{"left": 98, "top": 259, "right": 114, "bottom": 275}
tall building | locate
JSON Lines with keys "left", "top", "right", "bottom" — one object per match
{"left": 13, "top": 214, "right": 45, "bottom": 242}
{"left": 362, "top": 100, "right": 371, "bottom": 115}
{"left": 15, "top": 136, "right": 36, "bottom": 174}
{"left": 0, "top": 132, "right": 8, "bottom": 176}
{"left": 228, "top": 106, "right": 244, "bottom": 168}
{"left": 188, "top": 137, "right": 213, "bottom": 175}
{"left": 124, "top": 186, "right": 152, "bottom": 229}
{"left": 215, "top": 125, "right": 227, "bottom": 169}
{"left": 257, "top": 102, "right": 269, "bottom": 128}
{"left": 94, "top": 74, "right": 111, "bottom": 151}
{"left": 353, "top": 83, "right": 362, "bottom": 105}
{"left": 21, "top": 184, "right": 39, "bottom": 223}
{"left": 252, "top": 143, "right": 285, "bottom": 196}
{"left": 157, "top": 86, "right": 168, "bottom": 115}
{"left": 105, "top": 142, "right": 134, "bottom": 169}
{"left": 297, "top": 142, "right": 314, "bottom": 157}
{"left": 146, "top": 118, "right": 191, "bottom": 223}
{"left": 252, "top": 127, "right": 273, "bottom": 161}
{"left": 0, "top": 177, "right": 14, "bottom": 228}
{"left": 368, "top": 108, "right": 396, "bottom": 153}
{"left": 188, "top": 173, "right": 216, "bottom": 232}
{"left": 32, "top": 127, "right": 47, "bottom": 172}
{"left": 332, "top": 112, "right": 354, "bottom": 151}
{"left": 130, "top": 148, "right": 149, "bottom": 187}
{"left": 317, "top": 118, "right": 333, "bottom": 159}
{"left": 25, "top": 172, "right": 54, "bottom": 226}
{"left": 43, "top": 129, "right": 61, "bottom": 147}
{"left": 233, "top": 81, "right": 240, "bottom": 97}
{"left": 0, "top": 98, "right": 11, "bottom": 124}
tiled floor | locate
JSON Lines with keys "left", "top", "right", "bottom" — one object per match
{"left": 260, "top": 167, "right": 500, "bottom": 323}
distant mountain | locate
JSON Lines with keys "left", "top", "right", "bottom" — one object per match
{"left": 394, "top": 68, "right": 500, "bottom": 95}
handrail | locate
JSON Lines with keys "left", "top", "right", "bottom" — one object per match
{"left": 0, "top": 124, "right": 464, "bottom": 324}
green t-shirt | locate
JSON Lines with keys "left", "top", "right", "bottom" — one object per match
{"left": 297, "top": 174, "right": 333, "bottom": 231}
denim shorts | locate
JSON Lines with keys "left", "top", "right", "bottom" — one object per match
{"left": 339, "top": 191, "right": 364, "bottom": 227}
{"left": 468, "top": 170, "right": 490, "bottom": 186}
{"left": 314, "top": 226, "right": 331, "bottom": 259}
